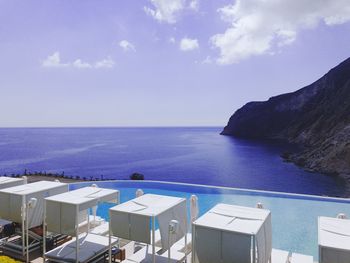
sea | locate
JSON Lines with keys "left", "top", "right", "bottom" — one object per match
{"left": 0, "top": 127, "right": 347, "bottom": 197}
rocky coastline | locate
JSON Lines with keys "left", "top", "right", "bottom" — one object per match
{"left": 221, "top": 57, "right": 350, "bottom": 191}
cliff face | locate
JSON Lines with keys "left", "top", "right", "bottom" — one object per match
{"left": 222, "top": 57, "right": 350, "bottom": 176}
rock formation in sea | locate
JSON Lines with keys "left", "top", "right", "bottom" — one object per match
{"left": 222, "top": 57, "right": 350, "bottom": 179}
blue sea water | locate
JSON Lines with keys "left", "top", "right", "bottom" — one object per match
{"left": 0, "top": 127, "right": 347, "bottom": 196}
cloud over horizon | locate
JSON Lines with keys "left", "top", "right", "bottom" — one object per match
{"left": 211, "top": 0, "right": 350, "bottom": 65}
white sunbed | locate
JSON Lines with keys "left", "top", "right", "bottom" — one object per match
{"left": 192, "top": 203, "right": 272, "bottom": 263}
{"left": 0, "top": 181, "right": 69, "bottom": 262}
{"left": 45, "top": 233, "right": 118, "bottom": 263}
{"left": 141, "top": 192, "right": 197, "bottom": 255}
{"left": 110, "top": 194, "right": 188, "bottom": 263}
{"left": 192, "top": 203, "right": 291, "bottom": 263}
{"left": 123, "top": 246, "right": 181, "bottom": 263}
{"left": 78, "top": 215, "right": 105, "bottom": 231}
{"left": 290, "top": 252, "right": 313, "bottom": 263}
{"left": 271, "top": 248, "right": 290, "bottom": 263}
{"left": 153, "top": 230, "right": 191, "bottom": 251}
{"left": 90, "top": 222, "right": 109, "bottom": 236}
{"left": 157, "top": 246, "right": 186, "bottom": 261}
{"left": 44, "top": 186, "right": 120, "bottom": 263}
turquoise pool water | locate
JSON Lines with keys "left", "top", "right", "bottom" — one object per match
{"left": 70, "top": 181, "right": 350, "bottom": 260}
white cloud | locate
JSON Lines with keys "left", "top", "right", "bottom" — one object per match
{"left": 169, "top": 37, "right": 176, "bottom": 44}
{"left": 42, "top": 52, "right": 69, "bottom": 68}
{"left": 119, "top": 40, "right": 136, "bottom": 52}
{"left": 211, "top": 0, "right": 350, "bottom": 65}
{"left": 42, "top": 52, "right": 114, "bottom": 69}
{"left": 179, "top": 37, "right": 199, "bottom": 51}
{"left": 202, "top": 56, "right": 212, "bottom": 64}
{"left": 73, "top": 59, "right": 92, "bottom": 69}
{"left": 144, "top": 0, "right": 199, "bottom": 24}
{"left": 95, "top": 57, "right": 115, "bottom": 69}
{"left": 189, "top": 0, "right": 199, "bottom": 11}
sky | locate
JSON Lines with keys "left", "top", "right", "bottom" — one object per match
{"left": 0, "top": 0, "right": 350, "bottom": 127}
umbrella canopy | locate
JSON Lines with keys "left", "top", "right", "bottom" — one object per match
{"left": 110, "top": 194, "right": 187, "bottom": 250}
{"left": 193, "top": 203, "right": 272, "bottom": 263}
{"left": 45, "top": 186, "right": 119, "bottom": 236}
{"left": 0, "top": 181, "right": 68, "bottom": 228}
{"left": 319, "top": 216, "right": 350, "bottom": 263}
{"left": 0, "top": 176, "right": 26, "bottom": 190}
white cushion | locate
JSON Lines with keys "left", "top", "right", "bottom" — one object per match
{"left": 291, "top": 253, "right": 313, "bottom": 263}
{"left": 271, "top": 248, "right": 289, "bottom": 263}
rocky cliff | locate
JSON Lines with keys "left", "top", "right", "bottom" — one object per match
{"left": 222, "top": 57, "right": 350, "bottom": 178}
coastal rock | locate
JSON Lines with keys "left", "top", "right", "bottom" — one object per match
{"left": 222, "top": 57, "right": 350, "bottom": 177}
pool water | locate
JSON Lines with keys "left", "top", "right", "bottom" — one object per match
{"left": 70, "top": 181, "right": 350, "bottom": 260}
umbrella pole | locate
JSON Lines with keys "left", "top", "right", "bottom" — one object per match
{"left": 185, "top": 211, "right": 188, "bottom": 263}
{"left": 168, "top": 228, "right": 171, "bottom": 263}
{"left": 43, "top": 201, "right": 46, "bottom": 262}
{"left": 108, "top": 210, "right": 112, "bottom": 263}
{"left": 253, "top": 235, "right": 256, "bottom": 263}
{"left": 26, "top": 202, "right": 29, "bottom": 263}
{"left": 191, "top": 225, "right": 195, "bottom": 263}
{"left": 21, "top": 202, "right": 25, "bottom": 260}
{"left": 76, "top": 206, "right": 79, "bottom": 263}
{"left": 152, "top": 216, "right": 155, "bottom": 263}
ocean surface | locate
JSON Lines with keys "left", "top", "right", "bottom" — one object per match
{"left": 0, "top": 127, "right": 347, "bottom": 196}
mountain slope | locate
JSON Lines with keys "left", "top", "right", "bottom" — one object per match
{"left": 222, "top": 57, "right": 350, "bottom": 176}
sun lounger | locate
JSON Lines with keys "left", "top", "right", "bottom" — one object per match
{"left": 1, "top": 235, "right": 41, "bottom": 255}
{"left": 290, "top": 252, "right": 313, "bottom": 263}
{"left": 0, "top": 219, "right": 15, "bottom": 239}
{"left": 45, "top": 233, "right": 118, "bottom": 263}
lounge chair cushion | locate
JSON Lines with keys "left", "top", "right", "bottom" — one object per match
{"left": 290, "top": 252, "right": 313, "bottom": 263}
{"left": 271, "top": 248, "right": 289, "bottom": 263}
{"left": 45, "top": 233, "right": 117, "bottom": 263}
{"left": 126, "top": 246, "right": 180, "bottom": 263}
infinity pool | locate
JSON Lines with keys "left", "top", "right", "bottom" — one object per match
{"left": 70, "top": 180, "right": 350, "bottom": 260}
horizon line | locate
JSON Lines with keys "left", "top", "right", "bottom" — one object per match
{"left": 0, "top": 125, "right": 224, "bottom": 129}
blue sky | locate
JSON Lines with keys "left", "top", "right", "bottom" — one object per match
{"left": 0, "top": 0, "right": 350, "bottom": 127}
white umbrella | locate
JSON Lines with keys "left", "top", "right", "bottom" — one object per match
{"left": 337, "top": 213, "right": 347, "bottom": 219}
{"left": 136, "top": 189, "right": 144, "bottom": 198}
{"left": 256, "top": 202, "right": 264, "bottom": 209}
{"left": 91, "top": 184, "right": 98, "bottom": 222}
{"left": 190, "top": 195, "right": 199, "bottom": 222}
